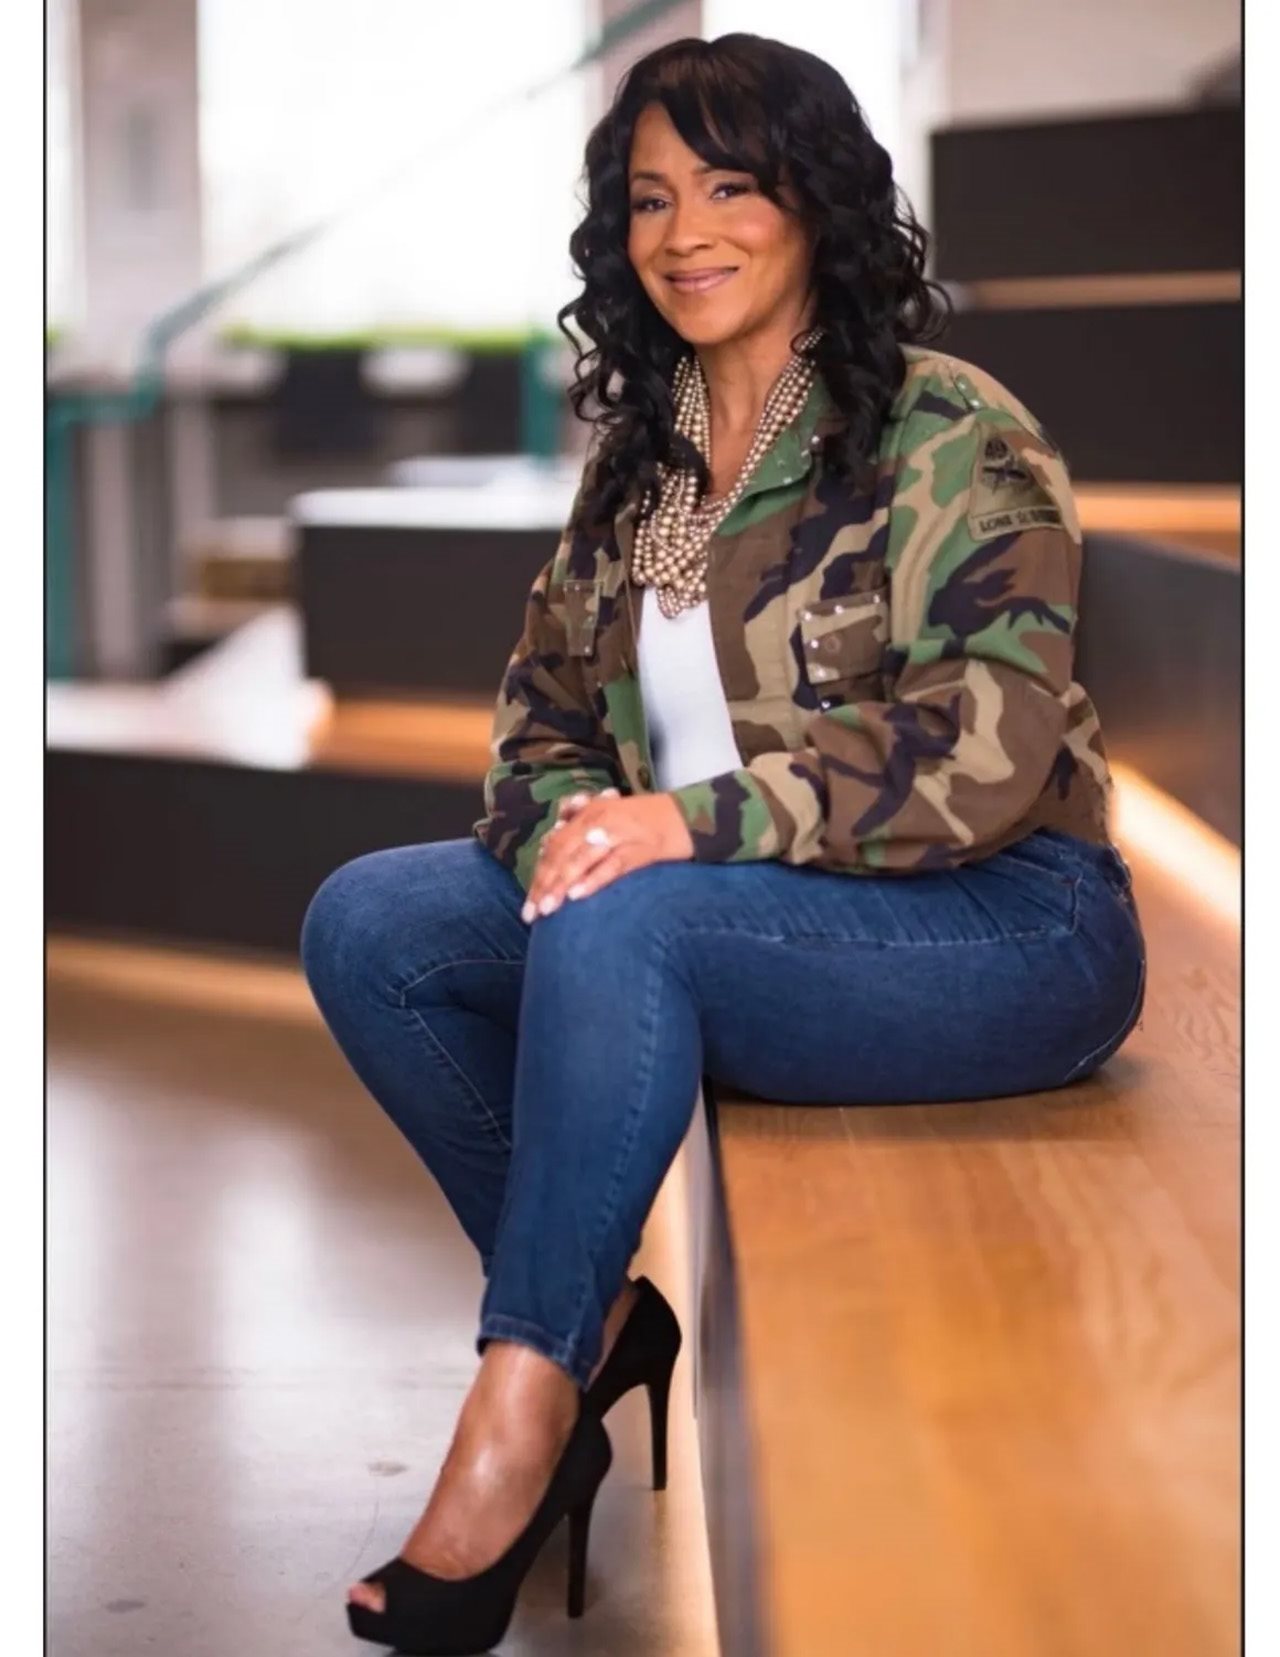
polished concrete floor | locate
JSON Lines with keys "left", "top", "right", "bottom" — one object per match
{"left": 47, "top": 938, "right": 720, "bottom": 1657}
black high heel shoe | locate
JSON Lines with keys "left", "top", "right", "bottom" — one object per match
{"left": 582, "top": 1275, "right": 683, "bottom": 1491}
{"left": 346, "top": 1403, "right": 612, "bottom": 1655}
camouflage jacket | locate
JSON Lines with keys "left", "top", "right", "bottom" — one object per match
{"left": 472, "top": 345, "right": 1113, "bottom": 894}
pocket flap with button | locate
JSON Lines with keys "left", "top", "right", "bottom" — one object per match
{"left": 798, "top": 588, "right": 888, "bottom": 685}
{"left": 562, "top": 578, "right": 600, "bottom": 657}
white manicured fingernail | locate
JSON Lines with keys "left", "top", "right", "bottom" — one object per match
{"left": 521, "top": 900, "right": 535, "bottom": 923}
{"left": 567, "top": 882, "right": 587, "bottom": 900}
{"left": 539, "top": 893, "right": 561, "bottom": 915}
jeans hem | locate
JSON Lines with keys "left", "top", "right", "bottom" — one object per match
{"left": 476, "top": 1312, "right": 593, "bottom": 1390}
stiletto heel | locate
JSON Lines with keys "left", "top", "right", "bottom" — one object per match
{"left": 566, "top": 1488, "right": 597, "bottom": 1618}
{"left": 583, "top": 1275, "right": 683, "bottom": 1492}
{"left": 645, "top": 1361, "right": 674, "bottom": 1491}
{"left": 346, "top": 1403, "right": 612, "bottom": 1654}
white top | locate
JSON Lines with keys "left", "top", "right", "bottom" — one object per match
{"left": 636, "top": 583, "right": 744, "bottom": 791}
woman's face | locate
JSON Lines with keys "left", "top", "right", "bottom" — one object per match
{"left": 626, "top": 101, "right": 815, "bottom": 349}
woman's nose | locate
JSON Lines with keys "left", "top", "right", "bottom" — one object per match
{"left": 662, "top": 202, "right": 714, "bottom": 251}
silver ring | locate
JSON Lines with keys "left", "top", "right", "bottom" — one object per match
{"left": 584, "top": 826, "right": 613, "bottom": 849}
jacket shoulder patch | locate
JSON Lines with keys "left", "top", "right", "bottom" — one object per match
{"left": 967, "top": 433, "right": 1064, "bottom": 541}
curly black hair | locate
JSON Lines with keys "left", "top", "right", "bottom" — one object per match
{"left": 555, "top": 32, "right": 953, "bottom": 538}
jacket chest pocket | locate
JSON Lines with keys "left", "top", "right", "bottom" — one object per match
{"left": 563, "top": 578, "right": 601, "bottom": 658}
{"left": 798, "top": 587, "right": 889, "bottom": 698}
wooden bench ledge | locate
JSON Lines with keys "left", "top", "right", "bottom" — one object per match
{"left": 694, "top": 839, "right": 1239, "bottom": 1657}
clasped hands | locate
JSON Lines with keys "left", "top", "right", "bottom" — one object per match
{"left": 520, "top": 786, "right": 695, "bottom": 924}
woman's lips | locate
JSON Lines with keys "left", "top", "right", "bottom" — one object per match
{"left": 666, "top": 268, "right": 737, "bottom": 294}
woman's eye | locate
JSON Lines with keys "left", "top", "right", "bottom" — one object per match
{"left": 630, "top": 181, "right": 752, "bottom": 213}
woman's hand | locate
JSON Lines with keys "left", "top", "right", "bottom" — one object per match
{"left": 523, "top": 787, "right": 695, "bottom": 922}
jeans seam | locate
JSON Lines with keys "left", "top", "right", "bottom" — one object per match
{"left": 556, "top": 926, "right": 673, "bottom": 1385}
{"left": 396, "top": 955, "right": 524, "bottom": 1000}
{"left": 663, "top": 875, "right": 1082, "bottom": 950}
{"left": 395, "top": 957, "right": 522, "bottom": 1150}
{"left": 1057, "top": 944, "right": 1148, "bottom": 1086}
{"left": 403, "top": 1004, "right": 513, "bottom": 1151}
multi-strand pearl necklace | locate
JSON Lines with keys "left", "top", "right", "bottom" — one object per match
{"left": 632, "top": 324, "right": 825, "bottom": 619}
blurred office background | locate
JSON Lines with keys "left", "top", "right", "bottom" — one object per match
{"left": 46, "top": 5, "right": 1242, "bottom": 1655}
{"left": 45, "top": 0, "right": 1241, "bottom": 949}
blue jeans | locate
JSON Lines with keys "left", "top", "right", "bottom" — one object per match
{"left": 299, "top": 828, "right": 1145, "bottom": 1390}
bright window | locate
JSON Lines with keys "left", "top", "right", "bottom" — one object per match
{"left": 701, "top": 2, "right": 905, "bottom": 183}
{"left": 198, "top": 0, "right": 590, "bottom": 335}
{"left": 46, "top": 0, "right": 77, "bottom": 329}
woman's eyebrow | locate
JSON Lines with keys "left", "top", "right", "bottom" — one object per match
{"left": 629, "top": 164, "right": 728, "bottom": 184}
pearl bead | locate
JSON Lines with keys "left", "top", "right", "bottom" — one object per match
{"left": 633, "top": 325, "right": 824, "bottom": 617}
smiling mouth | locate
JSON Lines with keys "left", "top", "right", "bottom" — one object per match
{"left": 666, "top": 268, "right": 738, "bottom": 294}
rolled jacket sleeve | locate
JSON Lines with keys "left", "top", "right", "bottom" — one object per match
{"left": 665, "top": 405, "right": 1084, "bottom": 873}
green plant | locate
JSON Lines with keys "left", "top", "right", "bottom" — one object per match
{"left": 217, "top": 321, "right": 560, "bottom": 353}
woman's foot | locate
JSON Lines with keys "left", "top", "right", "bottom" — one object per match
{"left": 348, "top": 1276, "right": 639, "bottom": 1615}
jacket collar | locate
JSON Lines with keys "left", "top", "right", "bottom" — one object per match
{"left": 736, "top": 370, "right": 845, "bottom": 501}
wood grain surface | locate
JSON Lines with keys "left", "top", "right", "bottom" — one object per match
{"left": 712, "top": 843, "right": 1240, "bottom": 1657}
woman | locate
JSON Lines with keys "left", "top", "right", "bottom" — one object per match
{"left": 301, "top": 32, "right": 1146, "bottom": 1654}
